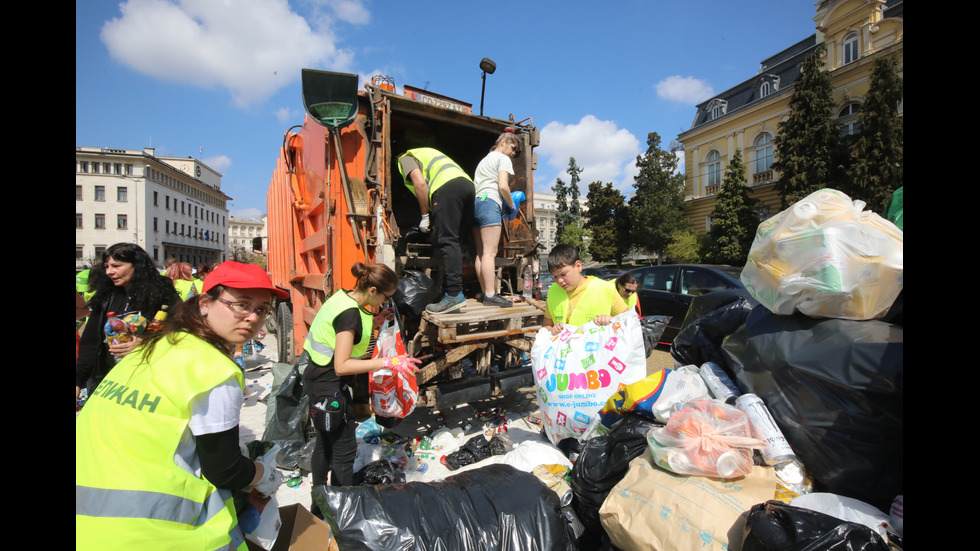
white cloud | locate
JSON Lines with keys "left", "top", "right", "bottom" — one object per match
{"left": 537, "top": 115, "right": 641, "bottom": 193}
{"left": 655, "top": 75, "right": 714, "bottom": 105}
{"left": 204, "top": 154, "right": 232, "bottom": 172}
{"left": 324, "top": 0, "right": 370, "bottom": 25}
{"left": 274, "top": 106, "right": 300, "bottom": 125}
{"left": 100, "top": 0, "right": 363, "bottom": 108}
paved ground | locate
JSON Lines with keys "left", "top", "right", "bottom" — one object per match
{"left": 238, "top": 332, "right": 679, "bottom": 509}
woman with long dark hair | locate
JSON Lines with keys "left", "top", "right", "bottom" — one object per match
{"left": 76, "top": 261, "right": 286, "bottom": 550}
{"left": 76, "top": 243, "right": 179, "bottom": 406}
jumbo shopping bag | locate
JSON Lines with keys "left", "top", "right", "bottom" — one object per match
{"left": 369, "top": 314, "right": 419, "bottom": 418}
{"left": 531, "top": 312, "right": 647, "bottom": 444}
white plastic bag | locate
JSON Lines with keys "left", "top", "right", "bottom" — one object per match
{"left": 530, "top": 312, "right": 647, "bottom": 444}
{"left": 242, "top": 445, "right": 282, "bottom": 549}
{"left": 742, "top": 188, "right": 903, "bottom": 320}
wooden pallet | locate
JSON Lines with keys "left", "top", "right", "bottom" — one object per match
{"left": 421, "top": 298, "right": 545, "bottom": 343}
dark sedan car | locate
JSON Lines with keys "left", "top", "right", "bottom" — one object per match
{"left": 628, "top": 264, "right": 745, "bottom": 345}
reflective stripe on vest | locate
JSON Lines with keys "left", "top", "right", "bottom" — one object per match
{"left": 397, "top": 148, "right": 472, "bottom": 199}
{"left": 303, "top": 291, "right": 373, "bottom": 366}
{"left": 75, "top": 333, "right": 246, "bottom": 551}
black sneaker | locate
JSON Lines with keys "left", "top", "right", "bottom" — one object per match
{"left": 482, "top": 294, "right": 513, "bottom": 308}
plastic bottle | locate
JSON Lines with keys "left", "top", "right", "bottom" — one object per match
{"left": 735, "top": 393, "right": 797, "bottom": 466}
{"left": 699, "top": 362, "right": 740, "bottom": 405}
{"left": 522, "top": 266, "right": 532, "bottom": 300}
{"left": 147, "top": 305, "right": 169, "bottom": 331}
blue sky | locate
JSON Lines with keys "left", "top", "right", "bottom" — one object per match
{"left": 76, "top": 0, "right": 816, "bottom": 218}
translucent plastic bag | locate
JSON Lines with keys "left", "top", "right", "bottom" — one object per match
{"left": 741, "top": 188, "right": 903, "bottom": 320}
{"left": 647, "top": 399, "right": 764, "bottom": 478}
{"left": 369, "top": 315, "right": 418, "bottom": 419}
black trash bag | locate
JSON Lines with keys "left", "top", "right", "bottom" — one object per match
{"left": 640, "top": 315, "right": 670, "bottom": 357}
{"left": 395, "top": 270, "right": 440, "bottom": 318}
{"left": 671, "top": 289, "right": 758, "bottom": 368}
{"left": 375, "top": 415, "right": 403, "bottom": 430}
{"left": 569, "top": 414, "right": 660, "bottom": 547}
{"left": 722, "top": 306, "right": 903, "bottom": 511}
{"left": 261, "top": 363, "right": 310, "bottom": 470}
{"left": 313, "top": 464, "right": 576, "bottom": 551}
{"left": 444, "top": 434, "right": 493, "bottom": 471}
{"left": 742, "top": 500, "right": 889, "bottom": 551}
{"left": 353, "top": 459, "right": 406, "bottom": 486}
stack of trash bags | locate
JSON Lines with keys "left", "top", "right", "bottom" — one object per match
{"left": 640, "top": 188, "right": 903, "bottom": 549}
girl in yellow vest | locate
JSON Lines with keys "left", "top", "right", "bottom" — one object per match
{"left": 76, "top": 261, "right": 288, "bottom": 550}
{"left": 166, "top": 262, "right": 198, "bottom": 300}
{"left": 302, "top": 262, "right": 419, "bottom": 516}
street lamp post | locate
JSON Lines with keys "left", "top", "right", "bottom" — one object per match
{"left": 479, "top": 57, "right": 496, "bottom": 116}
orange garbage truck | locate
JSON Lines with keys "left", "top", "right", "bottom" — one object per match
{"left": 267, "top": 69, "right": 542, "bottom": 408}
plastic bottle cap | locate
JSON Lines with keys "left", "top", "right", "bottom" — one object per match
{"left": 716, "top": 452, "right": 740, "bottom": 478}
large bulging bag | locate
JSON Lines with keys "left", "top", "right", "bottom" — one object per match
{"left": 369, "top": 316, "right": 418, "bottom": 418}
{"left": 531, "top": 313, "right": 647, "bottom": 444}
{"left": 741, "top": 188, "right": 903, "bottom": 320}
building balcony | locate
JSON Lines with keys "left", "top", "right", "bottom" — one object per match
{"left": 752, "top": 170, "right": 774, "bottom": 185}
{"left": 705, "top": 184, "right": 720, "bottom": 195}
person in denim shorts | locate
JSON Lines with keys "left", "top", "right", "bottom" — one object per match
{"left": 472, "top": 132, "right": 521, "bottom": 308}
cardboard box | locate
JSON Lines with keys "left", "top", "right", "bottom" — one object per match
{"left": 246, "top": 504, "right": 339, "bottom": 551}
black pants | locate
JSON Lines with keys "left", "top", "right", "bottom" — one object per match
{"left": 309, "top": 389, "right": 356, "bottom": 488}
{"left": 430, "top": 177, "right": 475, "bottom": 295}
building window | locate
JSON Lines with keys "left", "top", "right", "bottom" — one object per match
{"left": 704, "top": 151, "right": 722, "bottom": 193}
{"left": 166, "top": 220, "right": 170, "bottom": 234}
{"left": 166, "top": 195, "right": 170, "bottom": 210}
{"left": 711, "top": 106, "right": 722, "bottom": 119}
{"left": 838, "top": 103, "right": 862, "bottom": 137}
{"left": 125, "top": 164, "right": 133, "bottom": 175}
{"left": 153, "top": 191, "right": 158, "bottom": 206}
{"left": 76, "top": 213, "right": 83, "bottom": 228}
{"left": 153, "top": 217, "right": 158, "bottom": 232}
{"left": 706, "top": 99, "right": 728, "bottom": 121}
{"left": 79, "top": 161, "right": 89, "bottom": 173}
{"left": 95, "top": 214, "right": 105, "bottom": 229}
{"left": 843, "top": 33, "right": 859, "bottom": 65}
{"left": 95, "top": 186, "right": 105, "bottom": 201}
{"left": 117, "top": 215, "right": 128, "bottom": 230}
{"left": 76, "top": 246, "right": 84, "bottom": 260}
{"left": 760, "top": 81, "right": 770, "bottom": 98}
{"left": 76, "top": 185, "right": 83, "bottom": 200}
{"left": 754, "top": 133, "right": 774, "bottom": 174}
{"left": 103, "top": 163, "right": 111, "bottom": 174}
{"left": 117, "top": 187, "right": 128, "bottom": 202}
{"left": 92, "top": 163, "right": 100, "bottom": 174}
{"left": 114, "top": 163, "right": 123, "bottom": 175}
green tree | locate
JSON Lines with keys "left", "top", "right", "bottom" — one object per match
{"left": 558, "top": 219, "right": 589, "bottom": 252}
{"left": 552, "top": 177, "right": 569, "bottom": 241}
{"left": 666, "top": 230, "right": 701, "bottom": 264}
{"left": 567, "top": 157, "right": 582, "bottom": 218}
{"left": 703, "top": 149, "right": 758, "bottom": 264}
{"left": 584, "top": 181, "right": 630, "bottom": 264}
{"left": 629, "top": 132, "right": 687, "bottom": 263}
{"left": 772, "top": 44, "right": 842, "bottom": 207}
{"left": 845, "top": 56, "right": 903, "bottom": 214}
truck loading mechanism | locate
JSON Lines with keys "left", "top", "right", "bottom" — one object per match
{"left": 267, "top": 69, "right": 543, "bottom": 409}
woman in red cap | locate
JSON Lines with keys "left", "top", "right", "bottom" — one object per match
{"left": 76, "top": 261, "right": 288, "bottom": 550}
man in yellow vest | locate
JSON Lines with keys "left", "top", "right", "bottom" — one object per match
{"left": 397, "top": 147, "right": 475, "bottom": 314}
{"left": 543, "top": 244, "right": 628, "bottom": 335}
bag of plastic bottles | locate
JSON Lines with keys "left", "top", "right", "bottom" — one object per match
{"left": 369, "top": 315, "right": 418, "bottom": 419}
{"left": 741, "top": 188, "right": 903, "bottom": 320}
{"left": 646, "top": 399, "right": 764, "bottom": 478}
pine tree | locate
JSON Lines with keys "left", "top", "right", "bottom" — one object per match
{"left": 552, "top": 177, "right": 569, "bottom": 241}
{"left": 567, "top": 157, "right": 582, "bottom": 218}
{"left": 703, "top": 149, "right": 758, "bottom": 264}
{"left": 630, "top": 132, "right": 688, "bottom": 262}
{"left": 585, "top": 181, "right": 630, "bottom": 264}
{"left": 772, "top": 44, "right": 842, "bottom": 207}
{"left": 846, "top": 56, "right": 903, "bottom": 214}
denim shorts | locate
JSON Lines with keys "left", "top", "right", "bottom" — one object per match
{"left": 474, "top": 198, "right": 502, "bottom": 228}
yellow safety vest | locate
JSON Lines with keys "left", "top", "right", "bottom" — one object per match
{"left": 75, "top": 333, "right": 247, "bottom": 551}
{"left": 174, "top": 279, "right": 197, "bottom": 300}
{"left": 547, "top": 276, "right": 621, "bottom": 326}
{"left": 303, "top": 291, "right": 373, "bottom": 366}
{"left": 397, "top": 148, "right": 472, "bottom": 200}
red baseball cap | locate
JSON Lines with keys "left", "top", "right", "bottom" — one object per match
{"left": 203, "top": 261, "right": 289, "bottom": 299}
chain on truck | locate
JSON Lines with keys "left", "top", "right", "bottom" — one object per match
{"left": 267, "top": 69, "right": 544, "bottom": 410}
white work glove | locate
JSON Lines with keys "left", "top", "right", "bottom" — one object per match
{"left": 419, "top": 214, "right": 430, "bottom": 233}
{"left": 251, "top": 445, "right": 283, "bottom": 497}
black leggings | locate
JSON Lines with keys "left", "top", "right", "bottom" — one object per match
{"left": 430, "top": 177, "right": 475, "bottom": 295}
